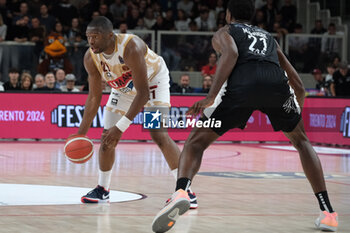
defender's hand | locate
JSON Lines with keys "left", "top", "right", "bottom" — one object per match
{"left": 187, "top": 98, "right": 214, "bottom": 116}
{"left": 103, "top": 126, "right": 123, "bottom": 147}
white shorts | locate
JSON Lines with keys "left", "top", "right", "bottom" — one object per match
{"left": 104, "top": 58, "right": 170, "bottom": 129}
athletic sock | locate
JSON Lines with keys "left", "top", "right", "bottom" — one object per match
{"left": 176, "top": 177, "right": 191, "bottom": 191}
{"left": 172, "top": 169, "right": 193, "bottom": 193}
{"left": 315, "top": 191, "right": 334, "bottom": 213}
{"left": 98, "top": 169, "right": 112, "bottom": 190}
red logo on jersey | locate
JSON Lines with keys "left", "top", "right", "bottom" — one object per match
{"left": 108, "top": 71, "right": 133, "bottom": 89}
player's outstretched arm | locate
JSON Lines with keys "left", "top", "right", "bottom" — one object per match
{"left": 78, "top": 50, "right": 103, "bottom": 135}
{"left": 276, "top": 41, "right": 305, "bottom": 108}
{"left": 188, "top": 26, "right": 238, "bottom": 116}
{"left": 208, "top": 26, "right": 238, "bottom": 100}
{"left": 122, "top": 37, "right": 149, "bottom": 121}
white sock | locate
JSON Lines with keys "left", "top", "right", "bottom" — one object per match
{"left": 172, "top": 168, "right": 193, "bottom": 193}
{"left": 98, "top": 170, "right": 112, "bottom": 190}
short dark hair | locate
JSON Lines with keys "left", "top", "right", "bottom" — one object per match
{"left": 87, "top": 16, "right": 113, "bottom": 32}
{"left": 9, "top": 68, "right": 19, "bottom": 74}
{"left": 295, "top": 23, "right": 303, "bottom": 30}
{"left": 200, "top": 9, "right": 209, "bottom": 14}
{"left": 209, "top": 51, "right": 217, "bottom": 58}
{"left": 326, "top": 63, "right": 336, "bottom": 69}
{"left": 328, "top": 23, "right": 336, "bottom": 28}
{"left": 227, "top": 0, "right": 255, "bottom": 21}
{"left": 119, "top": 21, "right": 127, "bottom": 26}
{"left": 189, "top": 20, "right": 197, "bottom": 27}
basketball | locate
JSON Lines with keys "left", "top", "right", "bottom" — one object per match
{"left": 64, "top": 135, "right": 94, "bottom": 164}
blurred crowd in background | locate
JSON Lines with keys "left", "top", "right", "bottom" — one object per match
{"left": 0, "top": 0, "right": 348, "bottom": 96}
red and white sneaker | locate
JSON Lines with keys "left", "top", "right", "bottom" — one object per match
{"left": 315, "top": 211, "right": 338, "bottom": 232}
{"left": 81, "top": 185, "right": 110, "bottom": 203}
{"left": 152, "top": 189, "right": 190, "bottom": 233}
{"left": 187, "top": 190, "right": 198, "bottom": 209}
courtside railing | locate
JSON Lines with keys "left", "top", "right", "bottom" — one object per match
{"left": 0, "top": 30, "right": 347, "bottom": 81}
{"left": 285, "top": 33, "right": 347, "bottom": 72}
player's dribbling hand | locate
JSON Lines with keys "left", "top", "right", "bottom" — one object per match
{"left": 187, "top": 98, "right": 214, "bottom": 116}
{"left": 103, "top": 126, "right": 122, "bottom": 147}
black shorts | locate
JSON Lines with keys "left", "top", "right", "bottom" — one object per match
{"left": 203, "top": 62, "right": 301, "bottom": 136}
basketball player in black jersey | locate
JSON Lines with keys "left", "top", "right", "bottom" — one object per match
{"left": 152, "top": 1, "right": 338, "bottom": 232}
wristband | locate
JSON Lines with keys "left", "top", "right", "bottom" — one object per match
{"left": 115, "top": 116, "right": 132, "bottom": 132}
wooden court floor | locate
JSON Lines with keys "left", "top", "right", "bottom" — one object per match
{"left": 0, "top": 141, "right": 349, "bottom": 233}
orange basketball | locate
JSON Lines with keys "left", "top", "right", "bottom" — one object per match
{"left": 64, "top": 135, "right": 94, "bottom": 164}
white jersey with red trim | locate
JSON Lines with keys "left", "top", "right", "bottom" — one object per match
{"left": 89, "top": 33, "right": 162, "bottom": 95}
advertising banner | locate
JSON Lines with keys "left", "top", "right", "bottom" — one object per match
{"left": 0, "top": 93, "right": 349, "bottom": 145}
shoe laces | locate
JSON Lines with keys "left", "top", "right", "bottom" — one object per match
{"left": 325, "top": 211, "right": 337, "bottom": 219}
{"left": 321, "top": 211, "right": 338, "bottom": 226}
{"left": 187, "top": 190, "right": 195, "bottom": 197}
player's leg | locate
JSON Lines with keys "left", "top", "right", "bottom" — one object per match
{"left": 98, "top": 110, "right": 122, "bottom": 184}
{"left": 152, "top": 82, "right": 253, "bottom": 232}
{"left": 147, "top": 59, "right": 180, "bottom": 170}
{"left": 146, "top": 104, "right": 198, "bottom": 208}
{"left": 147, "top": 61, "right": 201, "bottom": 208}
{"left": 266, "top": 76, "right": 338, "bottom": 231}
{"left": 98, "top": 128, "right": 117, "bottom": 169}
{"left": 177, "top": 126, "right": 219, "bottom": 186}
{"left": 81, "top": 91, "right": 128, "bottom": 203}
{"left": 283, "top": 120, "right": 338, "bottom": 231}
{"left": 284, "top": 120, "right": 326, "bottom": 193}
{"left": 152, "top": 126, "right": 219, "bottom": 233}
{"left": 149, "top": 126, "right": 180, "bottom": 171}
{"left": 81, "top": 110, "right": 122, "bottom": 203}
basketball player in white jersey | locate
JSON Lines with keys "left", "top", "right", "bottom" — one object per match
{"left": 73, "top": 16, "right": 197, "bottom": 207}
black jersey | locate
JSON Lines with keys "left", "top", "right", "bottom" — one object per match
{"left": 202, "top": 23, "right": 300, "bottom": 135}
{"left": 228, "top": 23, "right": 279, "bottom": 66}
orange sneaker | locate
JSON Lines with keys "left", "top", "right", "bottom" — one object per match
{"left": 315, "top": 211, "right": 338, "bottom": 232}
{"left": 152, "top": 189, "right": 190, "bottom": 233}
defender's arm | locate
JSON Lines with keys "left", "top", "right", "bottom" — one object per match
{"left": 207, "top": 26, "right": 238, "bottom": 101}
{"left": 276, "top": 41, "right": 305, "bottom": 107}
{"left": 188, "top": 26, "right": 238, "bottom": 115}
